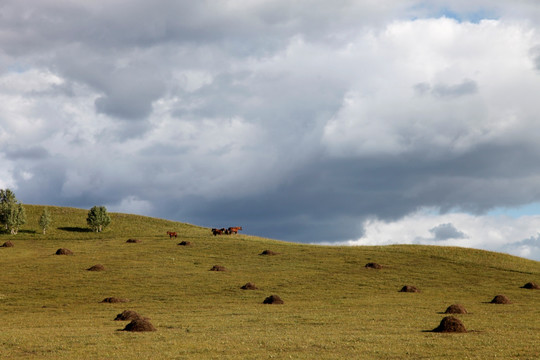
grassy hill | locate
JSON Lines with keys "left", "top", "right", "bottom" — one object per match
{"left": 0, "top": 205, "right": 539, "bottom": 359}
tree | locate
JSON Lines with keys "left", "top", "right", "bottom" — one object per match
{"left": 86, "top": 206, "right": 111, "bottom": 232}
{"left": 0, "top": 189, "right": 26, "bottom": 234}
{"left": 7, "top": 203, "right": 26, "bottom": 235}
{"left": 39, "top": 208, "right": 52, "bottom": 234}
{"left": 0, "top": 189, "right": 17, "bottom": 230}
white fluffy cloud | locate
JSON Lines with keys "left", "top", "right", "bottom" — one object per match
{"left": 322, "top": 18, "right": 540, "bottom": 158}
{"left": 333, "top": 210, "right": 540, "bottom": 260}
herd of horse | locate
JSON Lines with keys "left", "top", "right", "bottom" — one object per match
{"left": 211, "top": 226, "right": 243, "bottom": 236}
{"left": 166, "top": 226, "right": 242, "bottom": 238}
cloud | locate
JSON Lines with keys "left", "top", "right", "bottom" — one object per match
{"left": 4, "top": 146, "right": 49, "bottom": 160}
{"left": 530, "top": 45, "right": 540, "bottom": 71}
{"left": 414, "top": 79, "right": 478, "bottom": 98}
{"left": 0, "top": 159, "right": 16, "bottom": 190}
{"left": 322, "top": 18, "right": 540, "bottom": 159}
{"left": 501, "top": 235, "right": 540, "bottom": 260}
{"left": 429, "top": 223, "right": 468, "bottom": 240}
{"left": 334, "top": 210, "right": 540, "bottom": 261}
{"left": 2, "top": 2, "right": 540, "bottom": 260}
{"left": 108, "top": 195, "right": 154, "bottom": 216}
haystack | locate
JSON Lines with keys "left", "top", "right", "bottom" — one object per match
{"left": 55, "top": 248, "right": 73, "bottom": 255}
{"left": 114, "top": 310, "right": 142, "bottom": 321}
{"left": 260, "top": 250, "right": 278, "bottom": 256}
{"left": 490, "top": 294, "right": 512, "bottom": 304}
{"left": 122, "top": 319, "right": 156, "bottom": 332}
{"left": 263, "top": 295, "right": 284, "bottom": 304}
{"left": 87, "top": 264, "right": 106, "bottom": 271}
{"left": 399, "top": 285, "right": 420, "bottom": 293}
{"left": 444, "top": 304, "right": 467, "bottom": 314}
{"left": 101, "top": 297, "right": 129, "bottom": 303}
{"left": 210, "top": 265, "right": 226, "bottom": 271}
{"left": 432, "top": 316, "right": 467, "bottom": 333}
{"left": 365, "top": 262, "right": 382, "bottom": 269}
{"left": 521, "top": 282, "right": 539, "bottom": 289}
{"left": 241, "top": 282, "right": 258, "bottom": 290}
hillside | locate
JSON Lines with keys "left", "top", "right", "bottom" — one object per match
{"left": 0, "top": 205, "right": 539, "bottom": 359}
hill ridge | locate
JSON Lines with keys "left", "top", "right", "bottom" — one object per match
{"left": 0, "top": 205, "right": 538, "bottom": 359}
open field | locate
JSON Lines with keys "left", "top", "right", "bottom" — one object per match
{"left": 1, "top": 205, "right": 539, "bottom": 359}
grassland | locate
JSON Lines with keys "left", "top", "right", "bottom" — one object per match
{"left": 0, "top": 205, "right": 539, "bottom": 359}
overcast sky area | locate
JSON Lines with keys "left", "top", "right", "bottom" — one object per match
{"left": 2, "top": 1, "right": 540, "bottom": 260}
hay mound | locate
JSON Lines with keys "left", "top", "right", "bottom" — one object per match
{"left": 432, "top": 316, "right": 467, "bottom": 333}
{"left": 365, "top": 262, "right": 382, "bottom": 269}
{"left": 178, "top": 241, "right": 192, "bottom": 246}
{"left": 87, "top": 264, "right": 106, "bottom": 271}
{"left": 126, "top": 239, "right": 141, "bottom": 243}
{"left": 521, "top": 282, "right": 540, "bottom": 289}
{"left": 490, "top": 294, "right": 512, "bottom": 304}
{"left": 241, "top": 282, "right": 258, "bottom": 290}
{"left": 260, "top": 250, "right": 278, "bottom": 256}
{"left": 444, "top": 304, "right": 468, "bottom": 314}
{"left": 123, "top": 319, "right": 156, "bottom": 332}
{"left": 1, "top": 241, "right": 14, "bottom": 247}
{"left": 210, "top": 265, "right": 226, "bottom": 271}
{"left": 55, "top": 248, "right": 73, "bottom": 255}
{"left": 399, "top": 285, "right": 420, "bottom": 293}
{"left": 263, "top": 295, "right": 284, "bottom": 304}
{"left": 101, "top": 297, "right": 129, "bottom": 303}
{"left": 114, "top": 310, "right": 142, "bottom": 321}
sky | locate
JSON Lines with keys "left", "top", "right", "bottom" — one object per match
{"left": 1, "top": 0, "right": 540, "bottom": 261}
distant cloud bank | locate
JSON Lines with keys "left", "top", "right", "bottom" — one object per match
{"left": 329, "top": 211, "right": 540, "bottom": 261}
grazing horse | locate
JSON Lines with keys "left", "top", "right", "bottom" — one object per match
{"left": 212, "top": 228, "right": 226, "bottom": 236}
{"left": 167, "top": 231, "right": 177, "bottom": 239}
{"left": 227, "top": 226, "right": 243, "bottom": 234}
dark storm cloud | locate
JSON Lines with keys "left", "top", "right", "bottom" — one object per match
{"left": 531, "top": 45, "right": 540, "bottom": 71}
{"left": 28, "top": 82, "right": 75, "bottom": 98}
{"left": 0, "top": 0, "right": 406, "bottom": 58}
{"left": 162, "top": 141, "right": 540, "bottom": 243}
{"left": 429, "top": 223, "right": 468, "bottom": 240}
{"left": 11, "top": 127, "right": 540, "bottom": 245}
{"left": 4, "top": 146, "right": 49, "bottom": 160}
{"left": 414, "top": 79, "right": 478, "bottom": 98}
{"left": 94, "top": 91, "right": 155, "bottom": 121}
{"left": 433, "top": 79, "right": 478, "bottom": 97}
{"left": 11, "top": 161, "right": 68, "bottom": 206}
{"left": 48, "top": 48, "right": 169, "bottom": 123}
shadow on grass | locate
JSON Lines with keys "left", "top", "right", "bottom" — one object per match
{"left": 18, "top": 230, "right": 37, "bottom": 234}
{"left": 1, "top": 230, "right": 36, "bottom": 235}
{"left": 58, "top": 227, "right": 92, "bottom": 233}
{"left": 422, "top": 329, "right": 479, "bottom": 333}
{"left": 437, "top": 312, "right": 474, "bottom": 315}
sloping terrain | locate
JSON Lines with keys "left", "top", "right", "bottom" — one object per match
{"left": 0, "top": 205, "right": 538, "bottom": 359}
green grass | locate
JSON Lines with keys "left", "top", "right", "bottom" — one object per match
{"left": 0, "top": 205, "right": 539, "bottom": 359}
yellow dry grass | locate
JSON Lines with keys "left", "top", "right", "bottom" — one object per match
{"left": 0, "top": 205, "right": 538, "bottom": 359}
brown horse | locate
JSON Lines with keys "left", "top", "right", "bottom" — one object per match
{"left": 212, "top": 228, "right": 226, "bottom": 236}
{"left": 227, "top": 226, "right": 243, "bottom": 234}
{"left": 167, "top": 231, "right": 177, "bottom": 239}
